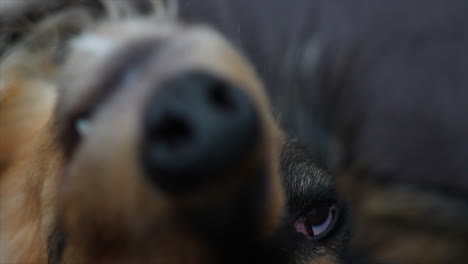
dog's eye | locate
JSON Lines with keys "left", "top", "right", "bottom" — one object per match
{"left": 75, "top": 119, "right": 91, "bottom": 136}
{"left": 294, "top": 204, "right": 337, "bottom": 239}
{"left": 62, "top": 117, "right": 91, "bottom": 156}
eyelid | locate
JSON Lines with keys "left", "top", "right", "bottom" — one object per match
{"left": 66, "top": 39, "right": 162, "bottom": 124}
{"left": 299, "top": 200, "right": 335, "bottom": 218}
{"left": 287, "top": 185, "right": 337, "bottom": 217}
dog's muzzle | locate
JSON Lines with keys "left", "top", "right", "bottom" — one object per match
{"left": 140, "top": 71, "right": 259, "bottom": 194}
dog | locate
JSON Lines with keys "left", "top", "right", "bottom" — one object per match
{"left": 0, "top": 1, "right": 348, "bottom": 263}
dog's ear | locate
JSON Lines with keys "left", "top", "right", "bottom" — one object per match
{"left": 0, "top": 65, "right": 55, "bottom": 171}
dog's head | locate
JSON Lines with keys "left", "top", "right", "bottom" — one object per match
{"left": 1, "top": 1, "right": 349, "bottom": 264}
{"left": 50, "top": 5, "right": 284, "bottom": 264}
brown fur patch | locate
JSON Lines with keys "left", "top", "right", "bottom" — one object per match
{"left": 339, "top": 168, "right": 468, "bottom": 264}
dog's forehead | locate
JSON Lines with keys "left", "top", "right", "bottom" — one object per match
{"left": 72, "top": 18, "right": 181, "bottom": 54}
{"left": 58, "top": 18, "right": 180, "bottom": 92}
{"left": 57, "top": 19, "right": 269, "bottom": 124}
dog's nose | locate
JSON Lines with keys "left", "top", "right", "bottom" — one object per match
{"left": 141, "top": 72, "right": 259, "bottom": 194}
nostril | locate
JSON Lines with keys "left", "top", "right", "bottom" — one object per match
{"left": 141, "top": 71, "right": 259, "bottom": 194}
{"left": 150, "top": 114, "right": 192, "bottom": 151}
{"left": 208, "top": 82, "right": 236, "bottom": 111}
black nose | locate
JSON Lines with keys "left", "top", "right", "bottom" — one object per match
{"left": 141, "top": 72, "right": 259, "bottom": 194}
